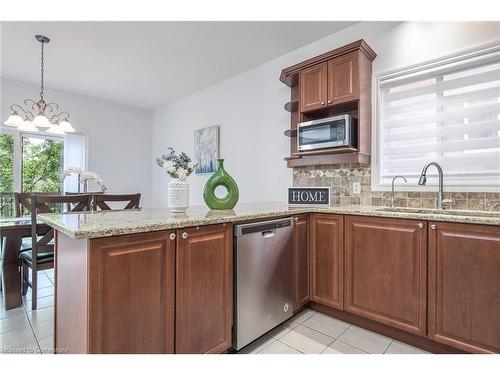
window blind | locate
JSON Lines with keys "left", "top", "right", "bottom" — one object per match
{"left": 378, "top": 45, "right": 500, "bottom": 188}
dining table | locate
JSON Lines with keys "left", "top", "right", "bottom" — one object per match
{"left": 0, "top": 216, "right": 50, "bottom": 310}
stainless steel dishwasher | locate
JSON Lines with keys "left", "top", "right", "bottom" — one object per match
{"left": 233, "top": 217, "right": 294, "bottom": 351}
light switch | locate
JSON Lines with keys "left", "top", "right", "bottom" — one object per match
{"left": 352, "top": 182, "right": 361, "bottom": 194}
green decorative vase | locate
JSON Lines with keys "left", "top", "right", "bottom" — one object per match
{"left": 203, "top": 159, "right": 239, "bottom": 210}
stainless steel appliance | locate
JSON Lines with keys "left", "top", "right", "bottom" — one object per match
{"left": 297, "top": 114, "right": 357, "bottom": 151}
{"left": 233, "top": 217, "right": 294, "bottom": 351}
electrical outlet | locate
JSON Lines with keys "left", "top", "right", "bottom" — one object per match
{"left": 352, "top": 182, "right": 361, "bottom": 194}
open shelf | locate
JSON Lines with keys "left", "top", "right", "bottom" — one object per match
{"left": 285, "top": 151, "right": 370, "bottom": 167}
{"left": 284, "top": 100, "right": 298, "bottom": 113}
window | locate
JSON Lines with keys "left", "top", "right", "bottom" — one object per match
{"left": 0, "top": 128, "right": 86, "bottom": 217}
{"left": 22, "top": 135, "right": 64, "bottom": 192}
{"left": 374, "top": 43, "right": 500, "bottom": 191}
{"left": 0, "top": 133, "right": 15, "bottom": 216}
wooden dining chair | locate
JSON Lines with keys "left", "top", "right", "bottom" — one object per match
{"left": 14, "top": 192, "right": 61, "bottom": 217}
{"left": 14, "top": 192, "right": 61, "bottom": 252}
{"left": 20, "top": 194, "right": 93, "bottom": 310}
{"left": 92, "top": 193, "right": 141, "bottom": 211}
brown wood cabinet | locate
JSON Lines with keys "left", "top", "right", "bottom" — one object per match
{"left": 310, "top": 213, "right": 344, "bottom": 309}
{"left": 344, "top": 216, "right": 427, "bottom": 336}
{"left": 281, "top": 40, "right": 376, "bottom": 167}
{"left": 299, "top": 62, "right": 327, "bottom": 112}
{"left": 175, "top": 224, "right": 233, "bottom": 354}
{"left": 88, "top": 231, "right": 175, "bottom": 354}
{"left": 327, "top": 51, "right": 359, "bottom": 105}
{"left": 428, "top": 222, "right": 500, "bottom": 353}
{"left": 293, "top": 214, "right": 309, "bottom": 311}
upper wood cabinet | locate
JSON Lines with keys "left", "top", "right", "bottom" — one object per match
{"left": 88, "top": 231, "right": 176, "bottom": 354}
{"left": 281, "top": 40, "right": 376, "bottom": 167}
{"left": 428, "top": 222, "right": 500, "bottom": 353}
{"left": 175, "top": 224, "right": 233, "bottom": 354}
{"left": 327, "top": 51, "right": 359, "bottom": 105}
{"left": 344, "top": 216, "right": 427, "bottom": 336}
{"left": 310, "top": 213, "right": 344, "bottom": 309}
{"left": 293, "top": 214, "right": 310, "bottom": 311}
{"left": 299, "top": 62, "right": 328, "bottom": 112}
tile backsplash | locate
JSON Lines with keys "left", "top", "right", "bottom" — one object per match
{"left": 292, "top": 164, "right": 499, "bottom": 211}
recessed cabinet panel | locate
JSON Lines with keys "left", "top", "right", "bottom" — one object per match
{"left": 299, "top": 62, "right": 328, "bottom": 112}
{"left": 310, "top": 213, "right": 344, "bottom": 309}
{"left": 344, "top": 216, "right": 427, "bottom": 336}
{"left": 89, "top": 231, "right": 175, "bottom": 354}
{"left": 175, "top": 224, "right": 233, "bottom": 354}
{"left": 293, "top": 214, "right": 309, "bottom": 311}
{"left": 428, "top": 222, "right": 500, "bottom": 353}
{"left": 328, "top": 52, "right": 359, "bottom": 104}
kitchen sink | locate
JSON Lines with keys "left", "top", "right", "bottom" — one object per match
{"left": 375, "top": 207, "right": 500, "bottom": 218}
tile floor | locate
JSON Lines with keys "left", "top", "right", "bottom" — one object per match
{"left": 1, "top": 271, "right": 428, "bottom": 355}
{"left": 0, "top": 270, "right": 54, "bottom": 354}
{"left": 238, "top": 309, "right": 429, "bottom": 354}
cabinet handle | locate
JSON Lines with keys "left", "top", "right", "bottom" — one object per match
{"left": 418, "top": 223, "right": 424, "bottom": 229}
{"left": 320, "top": 102, "right": 325, "bottom": 106}
{"left": 181, "top": 232, "right": 188, "bottom": 239}
{"left": 169, "top": 233, "right": 176, "bottom": 240}
{"left": 327, "top": 100, "right": 332, "bottom": 104}
{"left": 430, "top": 224, "right": 437, "bottom": 230}
{"left": 294, "top": 217, "right": 299, "bottom": 222}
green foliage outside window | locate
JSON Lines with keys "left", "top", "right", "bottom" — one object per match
{"left": 0, "top": 134, "right": 14, "bottom": 193}
{"left": 22, "top": 136, "right": 64, "bottom": 193}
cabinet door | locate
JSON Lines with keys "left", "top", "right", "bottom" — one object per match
{"left": 428, "top": 222, "right": 500, "bottom": 353}
{"left": 310, "top": 213, "right": 344, "bottom": 309}
{"left": 293, "top": 214, "right": 309, "bottom": 311}
{"left": 299, "top": 62, "right": 328, "bottom": 112}
{"left": 88, "top": 231, "right": 175, "bottom": 354}
{"left": 175, "top": 224, "right": 233, "bottom": 354}
{"left": 327, "top": 51, "right": 359, "bottom": 105}
{"left": 344, "top": 216, "right": 427, "bottom": 336}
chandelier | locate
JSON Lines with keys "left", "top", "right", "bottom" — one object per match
{"left": 3, "top": 35, "right": 75, "bottom": 134}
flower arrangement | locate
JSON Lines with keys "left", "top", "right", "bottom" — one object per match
{"left": 61, "top": 167, "right": 107, "bottom": 193}
{"left": 156, "top": 147, "right": 197, "bottom": 181}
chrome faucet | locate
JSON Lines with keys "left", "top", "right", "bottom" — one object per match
{"left": 418, "top": 162, "right": 452, "bottom": 209}
{"left": 391, "top": 175, "right": 407, "bottom": 207}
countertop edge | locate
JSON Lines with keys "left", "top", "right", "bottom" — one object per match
{"left": 39, "top": 205, "right": 500, "bottom": 240}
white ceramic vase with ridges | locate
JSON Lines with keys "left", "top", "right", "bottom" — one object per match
{"left": 168, "top": 178, "right": 189, "bottom": 213}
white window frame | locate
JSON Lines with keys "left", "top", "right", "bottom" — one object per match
{"left": 372, "top": 40, "right": 500, "bottom": 192}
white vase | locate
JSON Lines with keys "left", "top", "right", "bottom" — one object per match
{"left": 168, "top": 178, "right": 189, "bottom": 213}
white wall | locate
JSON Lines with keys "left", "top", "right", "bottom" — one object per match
{"left": 152, "top": 21, "right": 500, "bottom": 207}
{"left": 1, "top": 78, "right": 154, "bottom": 207}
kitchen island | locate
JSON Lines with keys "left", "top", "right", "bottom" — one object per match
{"left": 40, "top": 202, "right": 500, "bottom": 354}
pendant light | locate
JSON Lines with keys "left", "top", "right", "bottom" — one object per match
{"left": 3, "top": 35, "right": 75, "bottom": 134}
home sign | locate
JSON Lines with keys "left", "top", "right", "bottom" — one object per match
{"left": 288, "top": 187, "right": 330, "bottom": 206}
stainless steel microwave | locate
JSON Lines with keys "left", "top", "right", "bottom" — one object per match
{"left": 297, "top": 114, "right": 357, "bottom": 151}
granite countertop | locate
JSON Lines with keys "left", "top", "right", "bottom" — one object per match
{"left": 38, "top": 201, "right": 499, "bottom": 240}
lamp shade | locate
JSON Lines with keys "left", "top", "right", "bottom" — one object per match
{"left": 18, "top": 120, "right": 39, "bottom": 132}
{"left": 46, "top": 123, "right": 65, "bottom": 135}
{"left": 32, "top": 114, "right": 51, "bottom": 127}
{"left": 3, "top": 113, "right": 25, "bottom": 127}
{"left": 59, "top": 120, "right": 75, "bottom": 133}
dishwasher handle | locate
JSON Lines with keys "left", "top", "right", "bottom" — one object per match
{"left": 261, "top": 230, "right": 275, "bottom": 238}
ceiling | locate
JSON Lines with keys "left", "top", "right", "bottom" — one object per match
{"left": 1, "top": 21, "right": 356, "bottom": 109}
